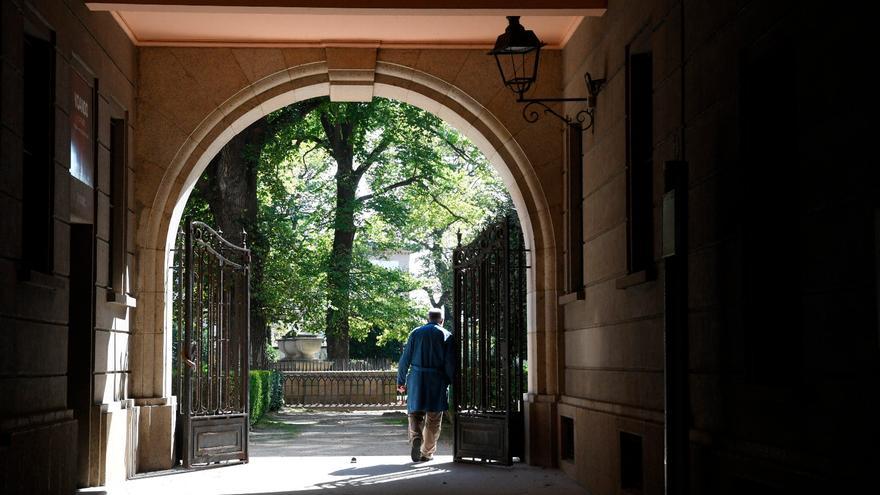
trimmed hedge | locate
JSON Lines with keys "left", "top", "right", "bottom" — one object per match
{"left": 268, "top": 370, "right": 284, "bottom": 411}
{"left": 248, "top": 371, "right": 267, "bottom": 425}
{"left": 249, "top": 370, "right": 284, "bottom": 425}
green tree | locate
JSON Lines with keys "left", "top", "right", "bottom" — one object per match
{"left": 184, "top": 96, "right": 512, "bottom": 362}
{"left": 273, "top": 98, "right": 462, "bottom": 358}
{"left": 389, "top": 124, "right": 514, "bottom": 325}
{"left": 189, "top": 101, "right": 321, "bottom": 367}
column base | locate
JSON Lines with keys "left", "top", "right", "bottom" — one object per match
{"left": 135, "top": 396, "right": 177, "bottom": 472}
{"left": 86, "top": 399, "right": 139, "bottom": 486}
{"left": 524, "top": 393, "right": 558, "bottom": 468}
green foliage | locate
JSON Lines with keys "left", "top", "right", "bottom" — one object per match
{"left": 248, "top": 371, "right": 265, "bottom": 425}
{"left": 345, "top": 250, "right": 424, "bottom": 343}
{"left": 349, "top": 325, "right": 404, "bottom": 361}
{"left": 268, "top": 370, "right": 284, "bottom": 412}
{"left": 181, "top": 185, "right": 215, "bottom": 227}
{"left": 183, "top": 96, "right": 513, "bottom": 358}
{"left": 379, "top": 415, "right": 409, "bottom": 426}
{"left": 249, "top": 370, "right": 279, "bottom": 425}
{"left": 255, "top": 97, "right": 512, "bottom": 349}
{"left": 252, "top": 418, "right": 301, "bottom": 436}
{"left": 265, "top": 342, "right": 280, "bottom": 363}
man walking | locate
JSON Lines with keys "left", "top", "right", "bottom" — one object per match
{"left": 397, "top": 307, "right": 455, "bottom": 462}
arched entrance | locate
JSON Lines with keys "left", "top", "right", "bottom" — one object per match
{"left": 134, "top": 54, "right": 563, "bottom": 468}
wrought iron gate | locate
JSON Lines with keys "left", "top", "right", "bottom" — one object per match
{"left": 452, "top": 214, "right": 527, "bottom": 465}
{"left": 172, "top": 219, "right": 250, "bottom": 467}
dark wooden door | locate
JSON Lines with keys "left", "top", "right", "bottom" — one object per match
{"left": 452, "top": 215, "right": 527, "bottom": 465}
{"left": 174, "top": 220, "right": 250, "bottom": 467}
{"left": 68, "top": 224, "right": 95, "bottom": 484}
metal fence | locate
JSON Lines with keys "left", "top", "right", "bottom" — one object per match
{"left": 271, "top": 358, "right": 405, "bottom": 408}
{"left": 271, "top": 358, "right": 395, "bottom": 372}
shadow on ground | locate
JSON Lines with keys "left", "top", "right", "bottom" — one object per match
{"left": 120, "top": 410, "right": 586, "bottom": 495}
{"left": 216, "top": 460, "right": 575, "bottom": 495}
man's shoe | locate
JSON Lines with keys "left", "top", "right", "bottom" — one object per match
{"left": 419, "top": 455, "right": 433, "bottom": 462}
{"left": 410, "top": 437, "right": 422, "bottom": 462}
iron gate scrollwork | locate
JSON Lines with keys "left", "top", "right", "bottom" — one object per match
{"left": 172, "top": 219, "right": 250, "bottom": 467}
{"left": 453, "top": 214, "right": 527, "bottom": 465}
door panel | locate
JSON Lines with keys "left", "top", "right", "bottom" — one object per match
{"left": 68, "top": 224, "right": 95, "bottom": 485}
{"left": 174, "top": 220, "right": 250, "bottom": 468}
{"left": 455, "top": 415, "right": 507, "bottom": 461}
{"left": 187, "top": 415, "right": 248, "bottom": 464}
{"left": 452, "top": 215, "right": 526, "bottom": 465}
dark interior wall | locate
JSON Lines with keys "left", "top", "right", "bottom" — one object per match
{"left": 0, "top": 0, "right": 137, "bottom": 492}
{"left": 685, "top": 1, "right": 875, "bottom": 491}
{"left": 560, "top": 0, "right": 876, "bottom": 493}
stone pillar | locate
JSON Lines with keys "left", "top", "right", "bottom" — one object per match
{"left": 525, "top": 281, "right": 562, "bottom": 467}
{"left": 130, "top": 245, "right": 177, "bottom": 473}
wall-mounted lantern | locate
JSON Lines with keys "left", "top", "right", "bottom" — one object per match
{"left": 489, "top": 16, "right": 605, "bottom": 131}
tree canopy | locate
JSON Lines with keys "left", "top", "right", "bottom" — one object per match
{"left": 183, "top": 96, "right": 512, "bottom": 362}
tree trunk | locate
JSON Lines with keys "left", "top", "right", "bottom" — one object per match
{"left": 324, "top": 165, "right": 357, "bottom": 359}
{"left": 322, "top": 112, "right": 359, "bottom": 360}
{"left": 195, "top": 120, "right": 269, "bottom": 369}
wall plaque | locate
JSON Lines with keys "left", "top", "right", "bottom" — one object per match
{"left": 70, "top": 69, "right": 94, "bottom": 187}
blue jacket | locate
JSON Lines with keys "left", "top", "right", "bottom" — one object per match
{"left": 397, "top": 322, "right": 455, "bottom": 412}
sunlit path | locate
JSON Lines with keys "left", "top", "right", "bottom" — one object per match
{"left": 116, "top": 409, "right": 586, "bottom": 495}
{"left": 119, "top": 456, "right": 587, "bottom": 495}
{"left": 248, "top": 409, "right": 448, "bottom": 458}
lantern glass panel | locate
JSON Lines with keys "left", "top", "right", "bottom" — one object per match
{"left": 494, "top": 47, "right": 540, "bottom": 97}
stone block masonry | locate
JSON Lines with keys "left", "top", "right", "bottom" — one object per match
{"left": 0, "top": 0, "right": 139, "bottom": 491}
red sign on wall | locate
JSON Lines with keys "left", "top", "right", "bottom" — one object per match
{"left": 70, "top": 69, "right": 94, "bottom": 186}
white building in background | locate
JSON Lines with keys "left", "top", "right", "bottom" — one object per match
{"left": 369, "top": 250, "right": 413, "bottom": 272}
{"left": 369, "top": 250, "right": 435, "bottom": 308}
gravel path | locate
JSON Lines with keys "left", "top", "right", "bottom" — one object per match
{"left": 249, "top": 407, "right": 454, "bottom": 457}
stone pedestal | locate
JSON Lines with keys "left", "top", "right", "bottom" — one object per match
{"left": 135, "top": 397, "right": 177, "bottom": 472}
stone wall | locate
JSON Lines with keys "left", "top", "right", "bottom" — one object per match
{"left": 556, "top": 2, "right": 673, "bottom": 491}
{"left": 0, "top": 0, "right": 138, "bottom": 491}
{"left": 281, "top": 371, "right": 402, "bottom": 407}
{"left": 558, "top": 0, "right": 876, "bottom": 493}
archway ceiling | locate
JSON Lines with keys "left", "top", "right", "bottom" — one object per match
{"left": 86, "top": 1, "right": 606, "bottom": 48}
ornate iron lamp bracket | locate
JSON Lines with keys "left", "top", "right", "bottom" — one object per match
{"left": 516, "top": 72, "right": 605, "bottom": 133}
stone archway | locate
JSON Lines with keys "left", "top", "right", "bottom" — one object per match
{"left": 133, "top": 50, "right": 564, "bottom": 467}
